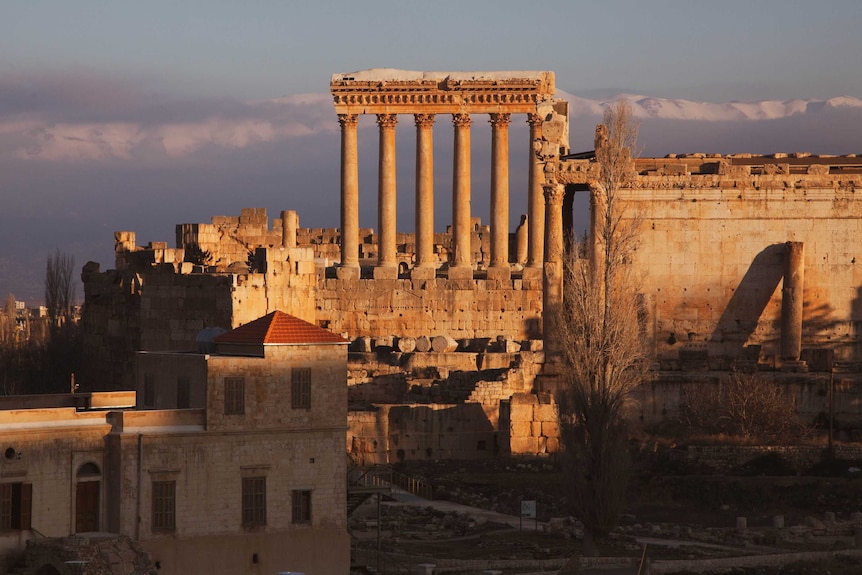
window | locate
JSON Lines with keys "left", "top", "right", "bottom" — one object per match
{"left": 225, "top": 377, "right": 245, "bottom": 415}
{"left": 177, "top": 376, "right": 190, "bottom": 409}
{"left": 143, "top": 373, "right": 155, "bottom": 408}
{"left": 152, "top": 481, "right": 176, "bottom": 532}
{"left": 291, "top": 368, "right": 311, "bottom": 410}
{"left": 291, "top": 490, "right": 311, "bottom": 523}
{"left": 242, "top": 477, "right": 266, "bottom": 526}
{"left": 0, "top": 482, "right": 32, "bottom": 531}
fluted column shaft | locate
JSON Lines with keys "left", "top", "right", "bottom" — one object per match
{"left": 781, "top": 241, "right": 805, "bottom": 361}
{"left": 338, "top": 114, "right": 360, "bottom": 268}
{"left": 452, "top": 114, "right": 472, "bottom": 268}
{"left": 377, "top": 114, "right": 398, "bottom": 269}
{"left": 489, "top": 113, "right": 511, "bottom": 268}
{"left": 527, "top": 113, "right": 545, "bottom": 268}
{"left": 415, "top": 114, "right": 436, "bottom": 268}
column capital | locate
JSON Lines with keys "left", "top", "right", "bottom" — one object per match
{"left": 376, "top": 113, "right": 398, "bottom": 128}
{"left": 414, "top": 113, "right": 436, "bottom": 128}
{"left": 543, "top": 183, "right": 565, "bottom": 205}
{"left": 489, "top": 112, "right": 511, "bottom": 128}
{"left": 527, "top": 113, "right": 543, "bottom": 127}
{"left": 452, "top": 113, "right": 472, "bottom": 128}
{"left": 338, "top": 113, "right": 358, "bottom": 128}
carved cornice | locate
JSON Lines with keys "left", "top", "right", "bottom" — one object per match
{"left": 376, "top": 114, "right": 398, "bottom": 128}
{"left": 337, "top": 114, "right": 358, "bottom": 129}
{"left": 452, "top": 113, "right": 472, "bottom": 128}
{"left": 489, "top": 113, "right": 512, "bottom": 128}
{"left": 414, "top": 113, "right": 436, "bottom": 128}
{"left": 331, "top": 71, "right": 555, "bottom": 115}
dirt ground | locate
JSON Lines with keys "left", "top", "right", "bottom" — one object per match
{"left": 350, "top": 449, "right": 862, "bottom": 574}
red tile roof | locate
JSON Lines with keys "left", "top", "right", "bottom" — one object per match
{"left": 214, "top": 311, "right": 349, "bottom": 345}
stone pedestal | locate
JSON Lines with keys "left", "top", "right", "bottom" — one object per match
{"left": 486, "top": 266, "right": 511, "bottom": 282}
{"left": 410, "top": 267, "right": 435, "bottom": 281}
{"left": 336, "top": 266, "right": 361, "bottom": 281}
{"left": 373, "top": 266, "right": 398, "bottom": 280}
{"left": 447, "top": 266, "right": 473, "bottom": 281}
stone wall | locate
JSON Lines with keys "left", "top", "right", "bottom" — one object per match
{"left": 348, "top": 403, "right": 497, "bottom": 465}
{"left": 317, "top": 276, "right": 543, "bottom": 340}
{"left": 499, "top": 392, "right": 560, "bottom": 456}
{"left": 559, "top": 155, "right": 862, "bottom": 365}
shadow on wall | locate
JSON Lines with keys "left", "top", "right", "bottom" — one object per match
{"left": 849, "top": 286, "right": 862, "bottom": 361}
{"left": 710, "top": 243, "right": 785, "bottom": 358}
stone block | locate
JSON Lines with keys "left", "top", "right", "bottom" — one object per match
{"left": 487, "top": 265, "right": 512, "bottom": 282}
{"left": 373, "top": 266, "right": 398, "bottom": 280}
{"left": 410, "top": 267, "right": 435, "bottom": 281}
{"left": 447, "top": 266, "right": 473, "bottom": 281}
{"left": 336, "top": 266, "right": 361, "bottom": 280}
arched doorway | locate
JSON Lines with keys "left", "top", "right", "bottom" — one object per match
{"left": 75, "top": 462, "right": 101, "bottom": 533}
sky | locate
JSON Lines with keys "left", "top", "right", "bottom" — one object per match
{"left": 2, "top": 0, "right": 862, "bottom": 303}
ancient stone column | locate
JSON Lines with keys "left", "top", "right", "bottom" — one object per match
{"left": 489, "top": 113, "right": 511, "bottom": 278}
{"left": 280, "top": 209, "right": 298, "bottom": 249}
{"left": 376, "top": 114, "right": 399, "bottom": 279}
{"left": 338, "top": 114, "right": 360, "bottom": 278}
{"left": 450, "top": 113, "right": 473, "bottom": 279}
{"left": 527, "top": 113, "right": 545, "bottom": 268}
{"left": 414, "top": 113, "right": 436, "bottom": 277}
{"left": 542, "top": 182, "right": 566, "bottom": 358}
{"left": 780, "top": 241, "right": 805, "bottom": 362}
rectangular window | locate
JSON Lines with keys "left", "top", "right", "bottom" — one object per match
{"left": 177, "top": 376, "right": 190, "bottom": 409}
{"left": 143, "top": 373, "right": 155, "bottom": 408}
{"left": 291, "top": 489, "right": 311, "bottom": 523}
{"left": 0, "top": 482, "right": 32, "bottom": 531}
{"left": 242, "top": 477, "right": 266, "bottom": 526}
{"left": 152, "top": 481, "right": 176, "bottom": 532}
{"left": 291, "top": 368, "right": 311, "bottom": 410}
{"left": 225, "top": 377, "right": 245, "bottom": 415}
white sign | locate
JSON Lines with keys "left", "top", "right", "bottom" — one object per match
{"left": 521, "top": 500, "right": 536, "bottom": 519}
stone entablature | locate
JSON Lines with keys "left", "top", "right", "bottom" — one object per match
{"left": 331, "top": 69, "right": 555, "bottom": 115}
{"left": 331, "top": 69, "right": 567, "bottom": 283}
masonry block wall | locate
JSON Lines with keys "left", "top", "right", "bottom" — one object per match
{"left": 558, "top": 156, "right": 862, "bottom": 364}
{"left": 316, "top": 276, "right": 543, "bottom": 340}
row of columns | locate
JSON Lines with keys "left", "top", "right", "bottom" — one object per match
{"left": 337, "top": 111, "right": 545, "bottom": 279}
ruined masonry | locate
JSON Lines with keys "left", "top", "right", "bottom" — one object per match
{"left": 81, "top": 69, "right": 862, "bottom": 463}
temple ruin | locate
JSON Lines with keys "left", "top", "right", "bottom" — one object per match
{"left": 77, "top": 69, "right": 862, "bottom": 462}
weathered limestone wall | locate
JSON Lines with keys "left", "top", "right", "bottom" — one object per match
{"left": 499, "top": 392, "right": 560, "bottom": 456}
{"left": 634, "top": 374, "right": 862, "bottom": 429}
{"left": 348, "top": 403, "right": 497, "bottom": 465}
{"left": 176, "top": 207, "right": 282, "bottom": 269}
{"left": 317, "top": 276, "right": 543, "bottom": 340}
{"left": 559, "top": 155, "right": 862, "bottom": 364}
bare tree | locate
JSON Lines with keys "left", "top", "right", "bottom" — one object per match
{"left": 45, "top": 249, "right": 76, "bottom": 328}
{"left": 679, "top": 372, "right": 804, "bottom": 442}
{"left": 552, "top": 100, "right": 648, "bottom": 554}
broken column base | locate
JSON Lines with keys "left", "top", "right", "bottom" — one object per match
{"left": 780, "top": 359, "right": 809, "bottom": 373}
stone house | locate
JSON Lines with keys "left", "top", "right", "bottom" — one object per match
{"left": 0, "top": 310, "right": 350, "bottom": 575}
